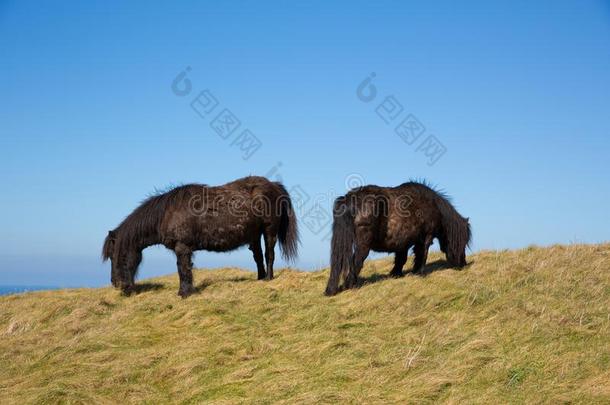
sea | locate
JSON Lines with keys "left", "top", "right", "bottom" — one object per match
{"left": 0, "top": 286, "right": 57, "bottom": 296}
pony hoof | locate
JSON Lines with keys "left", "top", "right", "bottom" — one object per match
{"left": 324, "top": 289, "right": 337, "bottom": 296}
{"left": 389, "top": 272, "right": 404, "bottom": 278}
{"left": 178, "top": 287, "right": 196, "bottom": 298}
{"left": 120, "top": 285, "right": 135, "bottom": 296}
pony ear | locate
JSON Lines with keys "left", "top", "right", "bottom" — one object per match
{"left": 108, "top": 230, "right": 116, "bottom": 239}
{"left": 466, "top": 217, "right": 470, "bottom": 223}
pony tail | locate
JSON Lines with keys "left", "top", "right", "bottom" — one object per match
{"left": 276, "top": 183, "right": 299, "bottom": 262}
{"left": 325, "top": 196, "right": 355, "bottom": 296}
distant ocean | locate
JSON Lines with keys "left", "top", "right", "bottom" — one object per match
{"left": 0, "top": 286, "right": 57, "bottom": 296}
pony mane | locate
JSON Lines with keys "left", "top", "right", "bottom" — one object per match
{"left": 403, "top": 178, "right": 452, "bottom": 202}
{"left": 104, "top": 184, "right": 204, "bottom": 259}
{"left": 402, "top": 180, "right": 472, "bottom": 250}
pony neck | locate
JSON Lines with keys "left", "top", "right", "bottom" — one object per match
{"left": 137, "top": 235, "right": 162, "bottom": 251}
{"left": 117, "top": 230, "right": 161, "bottom": 255}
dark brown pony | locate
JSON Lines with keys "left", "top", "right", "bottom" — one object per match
{"left": 325, "top": 181, "right": 470, "bottom": 296}
{"left": 102, "top": 176, "right": 299, "bottom": 297}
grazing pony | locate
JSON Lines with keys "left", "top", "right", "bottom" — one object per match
{"left": 102, "top": 176, "right": 299, "bottom": 297}
{"left": 325, "top": 181, "right": 470, "bottom": 296}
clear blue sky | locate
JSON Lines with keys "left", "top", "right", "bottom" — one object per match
{"left": 1, "top": 1, "right": 609, "bottom": 287}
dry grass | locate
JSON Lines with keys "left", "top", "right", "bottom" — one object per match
{"left": 1, "top": 244, "right": 609, "bottom": 404}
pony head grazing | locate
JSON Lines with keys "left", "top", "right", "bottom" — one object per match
{"left": 102, "top": 230, "right": 120, "bottom": 287}
{"left": 102, "top": 229, "right": 141, "bottom": 291}
{"left": 102, "top": 187, "right": 177, "bottom": 292}
{"left": 420, "top": 182, "right": 471, "bottom": 269}
{"left": 439, "top": 216, "right": 471, "bottom": 268}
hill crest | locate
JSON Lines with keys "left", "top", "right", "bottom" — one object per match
{"left": 1, "top": 244, "right": 609, "bottom": 403}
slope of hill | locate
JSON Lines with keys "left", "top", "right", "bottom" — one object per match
{"left": 1, "top": 244, "right": 609, "bottom": 404}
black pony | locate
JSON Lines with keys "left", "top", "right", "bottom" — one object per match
{"left": 102, "top": 176, "right": 299, "bottom": 297}
{"left": 325, "top": 181, "right": 470, "bottom": 296}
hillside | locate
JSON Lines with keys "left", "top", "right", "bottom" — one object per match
{"left": 1, "top": 244, "right": 609, "bottom": 404}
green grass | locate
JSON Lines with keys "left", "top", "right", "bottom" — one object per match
{"left": 1, "top": 244, "right": 609, "bottom": 404}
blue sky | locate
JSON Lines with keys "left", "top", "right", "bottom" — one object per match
{"left": 1, "top": 0, "right": 609, "bottom": 287}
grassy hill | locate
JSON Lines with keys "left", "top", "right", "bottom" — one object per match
{"left": 1, "top": 244, "right": 609, "bottom": 404}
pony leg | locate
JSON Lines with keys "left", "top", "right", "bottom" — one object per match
{"left": 263, "top": 231, "right": 277, "bottom": 281}
{"left": 413, "top": 236, "right": 432, "bottom": 275}
{"left": 390, "top": 250, "right": 408, "bottom": 277}
{"left": 175, "top": 243, "right": 195, "bottom": 298}
{"left": 345, "top": 228, "right": 371, "bottom": 289}
{"left": 345, "top": 244, "right": 369, "bottom": 289}
{"left": 249, "top": 237, "right": 266, "bottom": 280}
